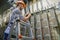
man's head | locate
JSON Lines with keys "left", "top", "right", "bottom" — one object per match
{"left": 16, "top": 1, "right": 26, "bottom": 9}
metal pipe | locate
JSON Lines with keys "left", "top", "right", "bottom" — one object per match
{"left": 53, "top": 7, "right": 60, "bottom": 27}
{"left": 34, "top": 13, "right": 37, "bottom": 40}
{"left": 46, "top": 9, "right": 52, "bottom": 40}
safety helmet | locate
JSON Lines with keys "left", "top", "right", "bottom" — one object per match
{"left": 16, "top": 1, "right": 26, "bottom": 8}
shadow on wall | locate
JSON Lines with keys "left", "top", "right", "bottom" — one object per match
{"left": 0, "top": 2, "right": 12, "bottom": 14}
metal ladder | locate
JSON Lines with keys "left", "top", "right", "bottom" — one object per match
{"left": 10, "top": 20, "right": 34, "bottom": 40}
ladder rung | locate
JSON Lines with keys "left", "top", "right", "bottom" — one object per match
{"left": 20, "top": 36, "right": 34, "bottom": 39}
{"left": 37, "top": 35, "right": 42, "bottom": 37}
{"left": 21, "top": 36, "right": 35, "bottom": 40}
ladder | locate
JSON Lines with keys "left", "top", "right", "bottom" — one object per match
{"left": 10, "top": 20, "right": 34, "bottom": 40}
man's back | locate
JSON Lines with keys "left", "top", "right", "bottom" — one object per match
{"left": 10, "top": 8, "right": 24, "bottom": 22}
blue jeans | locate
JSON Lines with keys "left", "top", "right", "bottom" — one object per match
{"left": 4, "top": 33, "right": 9, "bottom": 40}
{"left": 22, "top": 22, "right": 33, "bottom": 37}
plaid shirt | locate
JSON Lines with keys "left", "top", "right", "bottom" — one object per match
{"left": 4, "top": 8, "right": 24, "bottom": 34}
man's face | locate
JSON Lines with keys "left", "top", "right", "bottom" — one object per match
{"left": 19, "top": 3, "right": 24, "bottom": 9}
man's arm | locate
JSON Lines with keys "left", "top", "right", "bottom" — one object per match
{"left": 23, "top": 13, "right": 31, "bottom": 22}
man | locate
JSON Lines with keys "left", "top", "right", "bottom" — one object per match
{"left": 4, "top": 1, "right": 32, "bottom": 40}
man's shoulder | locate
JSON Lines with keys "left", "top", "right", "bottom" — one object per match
{"left": 12, "top": 8, "right": 19, "bottom": 13}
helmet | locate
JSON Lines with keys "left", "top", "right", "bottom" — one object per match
{"left": 16, "top": 1, "right": 26, "bottom": 8}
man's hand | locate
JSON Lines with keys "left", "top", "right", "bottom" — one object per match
{"left": 25, "top": 13, "right": 29, "bottom": 17}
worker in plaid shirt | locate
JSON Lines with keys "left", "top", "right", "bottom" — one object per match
{"left": 4, "top": 1, "right": 33, "bottom": 40}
